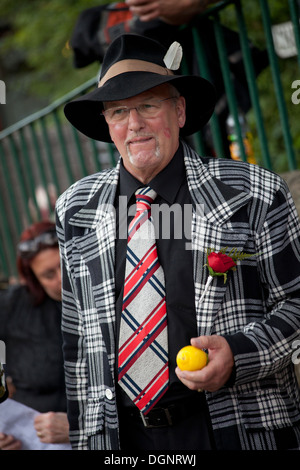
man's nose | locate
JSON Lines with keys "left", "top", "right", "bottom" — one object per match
{"left": 128, "top": 108, "right": 145, "bottom": 130}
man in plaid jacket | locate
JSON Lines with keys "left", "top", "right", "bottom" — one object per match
{"left": 56, "top": 34, "right": 300, "bottom": 450}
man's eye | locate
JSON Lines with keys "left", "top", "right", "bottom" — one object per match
{"left": 113, "top": 108, "right": 127, "bottom": 116}
{"left": 140, "top": 103, "right": 156, "bottom": 110}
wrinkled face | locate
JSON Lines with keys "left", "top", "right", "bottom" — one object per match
{"left": 30, "top": 247, "right": 62, "bottom": 301}
{"left": 104, "top": 84, "right": 186, "bottom": 183}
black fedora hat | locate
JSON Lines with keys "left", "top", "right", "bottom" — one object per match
{"left": 64, "top": 34, "right": 216, "bottom": 143}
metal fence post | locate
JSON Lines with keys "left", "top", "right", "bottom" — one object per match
{"left": 213, "top": 11, "right": 248, "bottom": 162}
{"left": 259, "top": 0, "right": 297, "bottom": 170}
{"left": 234, "top": 0, "right": 273, "bottom": 169}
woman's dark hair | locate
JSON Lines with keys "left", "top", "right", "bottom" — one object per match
{"left": 17, "top": 220, "right": 58, "bottom": 305}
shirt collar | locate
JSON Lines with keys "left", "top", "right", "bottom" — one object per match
{"left": 119, "top": 143, "right": 185, "bottom": 205}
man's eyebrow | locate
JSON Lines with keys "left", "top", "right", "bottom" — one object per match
{"left": 106, "top": 94, "right": 157, "bottom": 108}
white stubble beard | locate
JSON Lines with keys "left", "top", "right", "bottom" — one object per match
{"left": 126, "top": 134, "right": 161, "bottom": 166}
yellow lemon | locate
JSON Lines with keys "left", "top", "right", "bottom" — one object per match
{"left": 176, "top": 345, "right": 208, "bottom": 371}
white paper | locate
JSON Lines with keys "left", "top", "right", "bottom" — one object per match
{"left": 0, "top": 398, "right": 71, "bottom": 450}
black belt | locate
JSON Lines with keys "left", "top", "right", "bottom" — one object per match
{"left": 121, "top": 393, "right": 204, "bottom": 428}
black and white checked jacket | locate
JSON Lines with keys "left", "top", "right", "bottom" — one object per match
{"left": 56, "top": 140, "right": 300, "bottom": 450}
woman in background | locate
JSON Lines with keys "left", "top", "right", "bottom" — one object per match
{"left": 0, "top": 221, "right": 69, "bottom": 450}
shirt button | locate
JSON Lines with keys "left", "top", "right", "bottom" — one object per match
{"left": 105, "top": 388, "right": 113, "bottom": 400}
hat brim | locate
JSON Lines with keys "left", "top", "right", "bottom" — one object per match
{"left": 64, "top": 71, "right": 216, "bottom": 143}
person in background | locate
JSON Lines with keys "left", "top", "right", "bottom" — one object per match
{"left": 125, "top": 0, "right": 217, "bottom": 24}
{"left": 56, "top": 34, "right": 300, "bottom": 450}
{"left": 0, "top": 221, "right": 69, "bottom": 450}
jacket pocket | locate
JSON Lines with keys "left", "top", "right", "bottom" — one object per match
{"left": 238, "top": 388, "right": 300, "bottom": 431}
{"left": 84, "top": 398, "right": 104, "bottom": 436}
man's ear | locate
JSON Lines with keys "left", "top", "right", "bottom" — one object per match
{"left": 177, "top": 96, "right": 186, "bottom": 129}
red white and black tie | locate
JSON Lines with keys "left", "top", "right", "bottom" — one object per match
{"left": 118, "top": 186, "right": 169, "bottom": 415}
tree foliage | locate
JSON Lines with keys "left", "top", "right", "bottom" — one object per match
{"left": 0, "top": 0, "right": 111, "bottom": 98}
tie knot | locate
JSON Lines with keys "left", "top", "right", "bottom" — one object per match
{"left": 135, "top": 187, "right": 157, "bottom": 210}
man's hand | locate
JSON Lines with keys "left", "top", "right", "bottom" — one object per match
{"left": 0, "top": 432, "right": 22, "bottom": 450}
{"left": 176, "top": 335, "right": 234, "bottom": 392}
{"left": 34, "top": 412, "right": 70, "bottom": 444}
{"left": 125, "top": 0, "right": 217, "bottom": 25}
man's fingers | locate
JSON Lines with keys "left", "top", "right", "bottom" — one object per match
{"left": 191, "top": 335, "right": 222, "bottom": 350}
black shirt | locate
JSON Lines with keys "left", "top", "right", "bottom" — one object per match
{"left": 115, "top": 144, "right": 200, "bottom": 407}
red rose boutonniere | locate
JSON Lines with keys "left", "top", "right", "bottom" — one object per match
{"left": 206, "top": 252, "right": 237, "bottom": 283}
{"left": 198, "top": 247, "right": 258, "bottom": 305}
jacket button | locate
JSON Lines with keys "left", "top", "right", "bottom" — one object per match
{"left": 105, "top": 388, "right": 113, "bottom": 400}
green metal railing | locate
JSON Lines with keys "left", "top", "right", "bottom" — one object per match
{"left": 0, "top": 0, "right": 299, "bottom": 278}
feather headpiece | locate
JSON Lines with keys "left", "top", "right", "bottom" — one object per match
{"left": 163, "top": 41, "right": 183, "bottom": 70}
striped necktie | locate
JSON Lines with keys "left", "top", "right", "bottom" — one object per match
{"left": 118, "top": 186, "right": 169, "bottom": 415}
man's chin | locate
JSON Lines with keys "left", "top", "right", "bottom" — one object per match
{"left": 129, "top": 152, "right": 160, "bottom": 169}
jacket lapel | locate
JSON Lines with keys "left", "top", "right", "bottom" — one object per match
{"left": 183, "top": 143, "right": 252, "bottom": 335}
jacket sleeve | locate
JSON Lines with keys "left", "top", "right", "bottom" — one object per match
{"left": 225, "top": 179, "right": 300, "bottom": 386}
{"left": 56, "top": 195, "right": 89, "bottom": 450}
